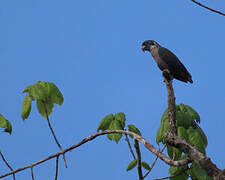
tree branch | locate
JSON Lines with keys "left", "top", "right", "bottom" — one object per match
{"left": 191, "top": 0, "right": 225, "bottom": 17}
{"left": 162, "top": 70, "right": 177, "bottom": 135}
{"left": 30, "top": 167, "right": 34, "bottom": 180}
{"left": 42, "top": 101, "right": 67, "bottom": 168}
{"left": 164, "top": 132, "right": 225, "bottom": 179}
{"left": 0, "top": 130, "right": 189, "bottom": 179}
{"left": 125, "top": 133, "right": 136, "bottom": 160}
{"left": 134, "top": 140, "right": 143, "bottom": 180}
{"left": 55, "top": 156, "right": 59, "bottom": 180}
{"left": 0, "top": 151, "right": 16, "bottom": 180}
{"left": 143, "top": 144, "right": 166, "bottom": 179}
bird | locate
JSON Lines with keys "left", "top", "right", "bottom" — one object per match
{"left": 142, "top": 40, "right": 193, "bottom": 83}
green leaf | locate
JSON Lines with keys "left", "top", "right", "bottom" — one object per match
{"left": 21, "top": 94, "right": 33, "bottom": 120}
{"left": 107, "top": 120, "right": 123, "bottom": 143}
{"left": 161, "top": 109, "right": 168, "bottom": 124}
{"left": 169, "top": 165, "right": 189, "bottom": 180}
{"left": 141, "top": 161, "right": 151, "bottom": 171}
{"left": 167, "top": 145, "right": 181, "bottom": 160}
{"left": 176, "top": 111, "right": 194, "bottom": 129}
{"left": 97, "top": 113, "right": 114, "bottom": 132}
{"left": 187, "top": 127, "right": 206, "bottom": 154}
{"left": 0, "top": 114, "right": 12, "bottom": 134}
{"left": 22, "top": 85, "right": 33, "bottom": 94}
{"left": 177, "top": 126, "right": 188, "bottom": 141}
{"left": 30, "top": 82, "right": 48, "bottom": 101}
{"left": 128, "top": 124, "right": 142, "bottom": 138}
{"left": 195, "top": 124, "right": 208, "bottom": 148}
{"left": 185, "top": 105, "right": 200, "bottom": 123}
{"left": 23, "top": 81, "right": 64, "bottom": 105}
{"left": 46, "top": 82, "right": 64, "bottom": 105}
{"left": 115, "top": 112, "right": 126, "bottom": 129}
{"left": 126, "top": 159, "right": 137, "bottom": 171}
{"left": 156, "top": 125, "right": 163, "bottom": 144}
{"left": 189, "top": 163, "right": 212, "bottom": 180}
{"left": 36, "top": 100, "right": 54, "bottom": 119}
{"left": 156, "top": 114, "right": 169, "bottom": 144}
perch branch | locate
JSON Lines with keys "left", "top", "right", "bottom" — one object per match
{"left": 162, "top": 70, "right": 177, "bottom": 135}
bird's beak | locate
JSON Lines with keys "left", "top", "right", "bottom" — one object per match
{"left": 142, "top": 45, "right": 146, "bottom": 52}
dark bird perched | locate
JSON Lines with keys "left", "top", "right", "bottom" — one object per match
{"left": 142, "top": 40, "right": 193, "bottom": 83}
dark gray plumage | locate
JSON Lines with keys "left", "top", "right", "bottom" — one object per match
{"left": 142, "top": 40, "right": 193, "bottom": 83}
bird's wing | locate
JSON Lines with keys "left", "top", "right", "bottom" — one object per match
{"left": 158, "top": 47, "right": 192, "bottom": 82}
{"left": 158, "top": 47, "right": 186, "bottom": 71}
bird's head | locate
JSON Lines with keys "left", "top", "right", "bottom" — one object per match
{"left": 142, "top": 40, "right": 159, "bottom": 52}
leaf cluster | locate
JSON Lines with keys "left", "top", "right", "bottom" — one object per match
{"left": 98, "top": 113, "right": 152, "bottom": 173}
{"left": 156, "top": 104, "right": 210, "bottom": 180}
{"left": 21, "top": 81, "right": 64, "bottom": 120}
{"left": 97, "top": 112, "right": 141, "bottom": 143}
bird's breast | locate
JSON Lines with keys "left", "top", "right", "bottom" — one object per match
{"left": 150, "top": 48, "right": 169, "bottom": 71}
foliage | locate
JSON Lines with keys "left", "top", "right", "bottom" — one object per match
{"left": 0, "top": 114, "right": 12, "bottom": 134}
{"left": 21, "top": 81, "right": 64, "bottom": 120}
{"left": 126, "top": 159, "right": 137, "bottom": 171}
{"left": 98, "top": 113, "right": 153, "bottom": 173}
{"left": 141, "top": 161, "right": 151, "bottom": 171}
{"left": 156, "top": 104, "right": 210, "bottom": 179}
{"left": 97, "top": 112, "right": 142, "bottom": 144}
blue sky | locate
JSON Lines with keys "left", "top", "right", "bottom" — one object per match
{"left": 0, "top": 0, "right": 225, "bottom": 179}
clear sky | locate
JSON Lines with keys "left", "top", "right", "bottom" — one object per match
{"left": 0, "top": 0, "right": 225, "bottom": 179}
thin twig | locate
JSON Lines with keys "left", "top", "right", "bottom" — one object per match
{"left": 143, "top": 144, "right": 166, "bottom": 179}
{"left": 124, "top": 133, "right": 136, "bottom": 160}
{"left": 30, "top": 167, "right": 34, "bottom": 180}
{"left": 55, "top": 156, "right": 59, "bottom": 180}
{"left": 0, "top": 130, "right": 190, "bottom": 179}
{"left": 42, "top": 101, "right": 68, "bottom": 168}
{"left": 153, "top": 167, "right": 189, "bottom": 180}
{"left": 191, "top": 0, "right": 225, "bottom": 17}
{"left": 134, "top": 140, "right": 143, "bottom": 180}
{"left": 0, "top": 151, "right": 16, "bottom": 180}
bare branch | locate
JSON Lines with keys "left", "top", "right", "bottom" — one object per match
{"left": 42, "top": 101, "right": 67, "bottom": 168}
{"left": 143, "top": 144, "right": 166, "bottom": 179}
{"left": 134, "top": 140, "right": 143, "bottom": 180}
{"left": 0, "top": 130, "right": 189, "bottom": 179}
{"left": 124, "top": 133, "right": 136, "bottom": 160}
{"left": 191, "top": 0, "right": 225, "bottom": 17}
{"left": 30, "top": 167, "right": 34, "bottom": 180}
{"left": 55, "top": 156, "right": 59, "bottom": 180}
{"left": 0, "top": 151, "right": 16, "bottom": 180}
